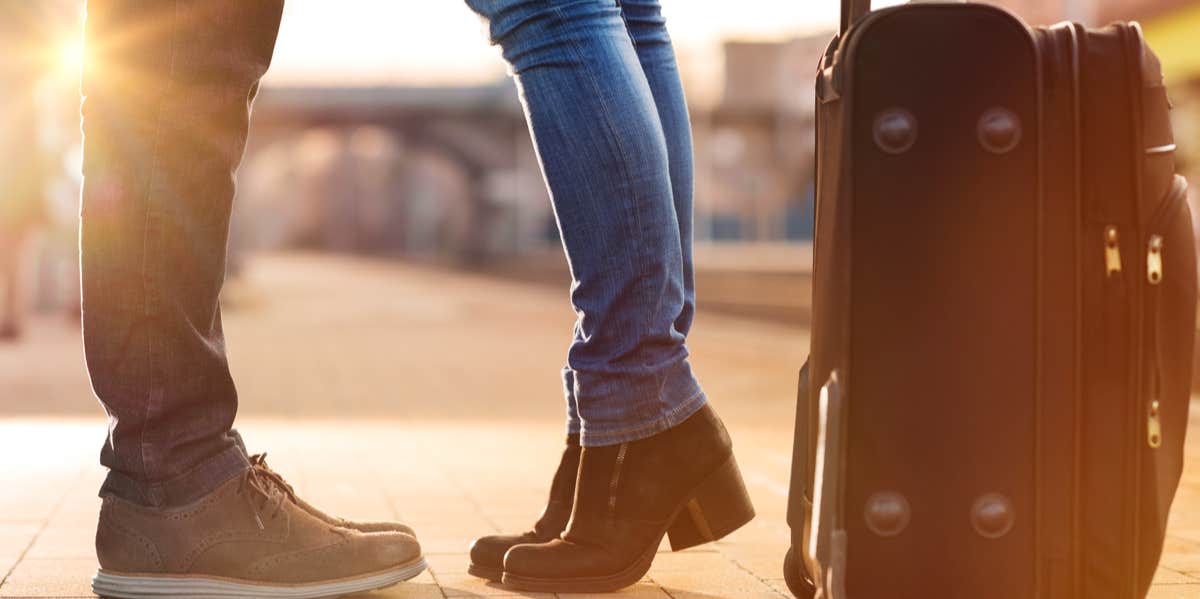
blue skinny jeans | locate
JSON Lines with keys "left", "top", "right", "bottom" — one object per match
{"left": 465, "top": 0, "right": 706, "bottom": 446}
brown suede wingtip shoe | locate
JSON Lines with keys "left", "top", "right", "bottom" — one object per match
{"left": 93, "top": 467, "right": 425, "bottom": 599}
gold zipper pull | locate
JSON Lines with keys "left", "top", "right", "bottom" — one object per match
{"left": 1104, "top": 226, "right": 1122, "bottom": 277}
{"left": 1148, "top": 400, "right": 1162, "bottom": 449}
{"left": 1147, "top": 235, "right": 1163, "bottom": 285}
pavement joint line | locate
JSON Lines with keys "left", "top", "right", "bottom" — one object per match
{"left": 437, "top": 460, "right": 504, "bottom": 534}
{"left": 410, "top": 459, "right": 466, "bottom": 599}
{"left": 423, "top": 563, "right": 451, "bottom": 599}
{"left": 656, "top": 576, "right": 678, "bottom": 599}
{"left": 368, "top": 460, "right": 409, "bottom": 535}
{"left": 0, "top": 480, "right": 74, "bottom": 591}
{"left": 1168, "top": 566, "right": 1200, "bottom": 583}
{"left": 725, "top": 552, "right": 791, "bottom": 599}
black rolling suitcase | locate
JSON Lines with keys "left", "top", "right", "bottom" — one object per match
{"left": 783, "top": 1, "right": 1196, "bottom": 598}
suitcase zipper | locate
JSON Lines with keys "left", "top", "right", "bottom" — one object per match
{"left": 1146, "top": 235, "right": 1163, "bottom": 285}
{"left": 1142, "top": 176, "right": 1188, "bottom": 451}
{"left": 1145, "top": 234, "right": 1163, "bottom": 449}
{"left": 1104, "top": 226, "right": 1123, "bottom": 276}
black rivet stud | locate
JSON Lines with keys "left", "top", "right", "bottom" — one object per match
{"left": 971, "top": 493, "right": 1016, "bottom": 539}
{"left": 864, "top": 491, "right": 911, "bottom": 537}
{"left": 978, "top": 108, "right": 1022, "bottom": 154}
{"left": 873, "top": 108, "right": 917, "bottom": 155}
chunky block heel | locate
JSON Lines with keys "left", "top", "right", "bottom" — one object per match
{"left": 667, "top": 454, "right": 756, "bottom": 551}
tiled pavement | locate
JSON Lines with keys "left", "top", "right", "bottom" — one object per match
{"left": 0, "top": 419, "right": 806, "bottom": 598}
{"left": 0, "top": 253, "right": 1198, "bottom": 598}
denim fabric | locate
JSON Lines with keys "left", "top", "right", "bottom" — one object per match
{"left": 81, "top": 0, "right": 283, "bottom": 507}
{"left": 466, "top": 0, "right": 705, "bottom": 446}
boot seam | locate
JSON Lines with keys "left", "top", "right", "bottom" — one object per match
{"left": 607, "top": 443, "right": 628, "bottom": 517}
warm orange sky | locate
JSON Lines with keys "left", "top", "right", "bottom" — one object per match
{"left": 264, "top": 1, "right": 908, "bottom": 87}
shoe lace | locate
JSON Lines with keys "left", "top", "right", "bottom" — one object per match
{"left": 239, "top": 453, "right": 296, "bottom": 529}
{"left": 248, "top": 453, "right": 298, "bottom": 501}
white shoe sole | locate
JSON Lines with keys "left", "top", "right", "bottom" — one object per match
{"left": 92, "top": 556, "right": 427, "bottom": 599}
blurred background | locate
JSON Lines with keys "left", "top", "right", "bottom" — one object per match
{"left": 2, "top": 3, "right": 1200, "bottom": 596}
{"left": 0, "top": 0, "right": 1198, "bottom": 418}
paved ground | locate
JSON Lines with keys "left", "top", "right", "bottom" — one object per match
{"left": 0, "top": 253, "right": 1197, "bottom": 598}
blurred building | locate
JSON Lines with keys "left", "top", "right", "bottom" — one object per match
{"left": 236, "top": 37, "right": 839, "bottom": 259}
{"left": 692, "top": 34, "right": 828, "bottom": 242}
{"left": 237, "top": 84, "right": 545, "bottom": 263}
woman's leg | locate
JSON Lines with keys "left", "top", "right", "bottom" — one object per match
{"left": 620, "top": 0, "right": 697, "bottom": 339}
{"left": 558, "top": 0, "right": 697, "bottom": 439}
{"left": 465, "top": 1, "right": 753, "bottom": 592}
{"left": 465, "top": 0, "right": 704, "bottom": 447}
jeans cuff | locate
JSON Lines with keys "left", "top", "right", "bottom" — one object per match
{"left": 229, "top": 429, "right": 248, "bottom": 455}
{"left": 99, "top": 444, "right": 250, "bottom": 508}
{"left": 579, "top": 389, "right": 707, "bottom": 447}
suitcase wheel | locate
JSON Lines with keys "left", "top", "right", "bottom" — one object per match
{"left": 783, "top": 546, "right": 816, "bottom": 598}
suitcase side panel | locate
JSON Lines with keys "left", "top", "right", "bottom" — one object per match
{"left": 844, "top": 7, "right": 1040, "bottom": 598}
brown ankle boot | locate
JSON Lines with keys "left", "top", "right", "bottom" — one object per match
{"left": 501, "top": 405, "right": 755, "bottom": 593}
{"left": 93, "top": 467, "right": 425, "bottom": 598}
{"left": 249, "top": 453, "right": 416, "bottom": 536}
{"left": 468, "top": 433, "right": 581, "bottom": 581}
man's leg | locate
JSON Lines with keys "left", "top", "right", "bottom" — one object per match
{"left": 81, "top": 0, "right": 280, "bottom": 507}
{"left": 81, "top": 4, "right": 424, "bottom": 597}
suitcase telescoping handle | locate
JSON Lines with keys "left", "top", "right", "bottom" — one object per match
{"left": 841, "top": 0, "right": 871, "bottom": 34}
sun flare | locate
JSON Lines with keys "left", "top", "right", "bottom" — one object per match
{"left": 55, "top": 37, "right": 85, "bottom": 79}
